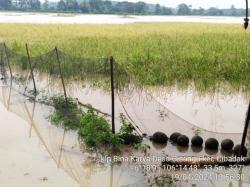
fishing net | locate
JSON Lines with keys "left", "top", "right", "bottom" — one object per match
{"left": 0, "top": 43, "right": 144, "bottom": 187}
{"left": 1, "top": 43, "right": 247, "bottom": 138}
{"left": 0, "top": 43, "right": 249, "bottom": 186}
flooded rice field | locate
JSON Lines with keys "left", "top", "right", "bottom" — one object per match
{"left": 0, "top": 10, "right": 249, "bottom": 186}
{"left": 0, "top": 67, "right": 250, "bottom": 186}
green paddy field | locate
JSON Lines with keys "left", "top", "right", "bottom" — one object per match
{"left": 0, "top": 23, "right": 249, "bottom": 91}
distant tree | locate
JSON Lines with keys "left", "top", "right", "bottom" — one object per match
{"left": 30, "top": 0, "right": 41, "bottom": 10}
{"left": 0, "top": 0, "right": 12, "bottom": 9}
{"left": 230, "top": 5, "right": 237, "bottom": 16}
{"left": 155, "top": 4, "right": 161, "bottom": 15}
{"left": 13, "top": 0, "right": 40, "bottom": 10}
{"left": 89, "top": 0, "right": 103, "bottom": 13}
{"left": 66, "top": 0, "right": 78, "bottom": 11}
{"left": 79, "top": 2, "right": 89, "bottom": 13}
{"left": 0, "top": 0, "right": 245, "bottom": 16}
{"left": 12, "top": 0, "right": 18, "bottom": 8}
{"left": 192, "top": 7, "right": 205, "bottom": 15}
{"left": 103, "top": 1, "right": 112, "bottom": 13}
{"left": 206, "top": 7, "right": 223, "bottom": 16}
{"left": 177, "top": 3, "right": 191, "bottom": 15}
{"left": 134, "top": 2, "right": 146, "bottom": 14}
{"left": 43, "top": 0, "right": 49, "bottom": 10}
{"left": 162, "top": 7, "right": 172, "bottom": 15}
{"left": 16, "top": 0, "right": 28, "bottom": 9}
{"left": 57, "top": 0, "right": 66, "bottom": 11}
{"left": 116, "top": 2, "right": 134, "bottom": 14}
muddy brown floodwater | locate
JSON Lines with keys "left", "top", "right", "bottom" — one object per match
{"left": 0, "top": 70, "right": 250, "bottom": 187}
{"left": 0, "top": 82, "right": 146, "bottom": 187}
{"left": 0, "top": 98, "right": 79, "bottom": 187}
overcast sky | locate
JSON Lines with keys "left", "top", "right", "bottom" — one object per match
{"left": 119, "top": 0, "right": 245, "bottom": 9}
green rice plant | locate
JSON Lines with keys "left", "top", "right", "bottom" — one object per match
{"left": 49, "top": 96, "right": 143, "bottom": 151}
{"left": 1, "top": 23, "right": 249, "bottom": 92}
{"left": 118, "top": 113, "right": 142, "bottom": 145}
{"left": 50, "top": 95, "right": 82, "bottom": 130}
{"left": 78, "top": 107, "right": 122, "bottom": 150}
{"left": 133, "top": 143, "right": 150, "bottom": 153}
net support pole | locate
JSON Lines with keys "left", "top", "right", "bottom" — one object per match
{"left": 55, "top": 47, "right": 67, "bottom": 103}
{"left": 110, "top": 56, "right": 115, "bottom": 134}
{"left": 240, "top": 100, "right": 250, "bottom": 155}
{"left": 25, "top": 43, "right": 37, "bottom": 94}
{"left": 244, "top": 0, "right": 249, "bottom": 29}
{"left": 3, "top": 43, "right": 13, "bottom": 78}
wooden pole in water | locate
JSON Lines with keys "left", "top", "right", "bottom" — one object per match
{"left": 55, "top": 47, "right": 67, "bottom": 103}
{"left": 110, "top": 56, "right": 115, "bottom": 134}
{"left": 25, "top": 43, "right": 37, "bottom": 94}
{"left": 240, "top": 100, "right": 250, "bottom": 156}
{"left": 3, "top": 43, "right": 13, "bottom": 78}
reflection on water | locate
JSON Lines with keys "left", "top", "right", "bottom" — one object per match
{"left": 191, "top": 146, "right": 203, "bottom": 154}
{"left": 204, "top": 147, "right": 219, "bottom": 156}
{"left": 0, "top": 82, "right": 146, "bottom": 187}
{"left": 146, "top": 85, "right": 249, "bottom": 133}
{"left": 0, "top": 102, "right": 80, "bottom": 187}
{"left": 220, "top": 149, "right": 233, "bottom": 157}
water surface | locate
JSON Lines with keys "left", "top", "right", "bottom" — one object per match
{"left": 0, "top": 12, "right": 244, "bottom": 24}
{"left": 0, "top": 73, "right": 250, "bottom": 187}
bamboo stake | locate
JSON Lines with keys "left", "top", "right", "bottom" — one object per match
{"left": 55, "top": 47, "right": 67, "bottom": 102}
{"left": 240, "top": 100, "right": 250, "bottom": 155}
{"left": 110, "top": 56, "right": 115, "bottom": 134}
{"left": 3, "top": 43, "right": 13, "bottom": 78}
{"left": 25, "top": 44, "right": 37, "bottom": 94}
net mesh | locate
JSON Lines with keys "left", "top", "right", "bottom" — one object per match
{"left": 0, "top": 42, "right": 249, "bottom": 149}
{"left": 0, "top": 43, "right": 249, "bottom": 186}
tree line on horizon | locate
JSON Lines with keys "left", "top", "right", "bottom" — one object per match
{"left": 0, "top": 0, "right": 246, "bottom": 16}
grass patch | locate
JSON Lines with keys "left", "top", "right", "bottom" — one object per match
{"left": 118, "top": 113, "right": 142, "bottom": 145}
{"left": 50, "top": 95, "right": 142, "bottom": 151}
{"left": 50, "top": 95, "right": 82, "bottom": 130}
{"left": 78, "top": 108, "right": 122, "bottom": 150}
